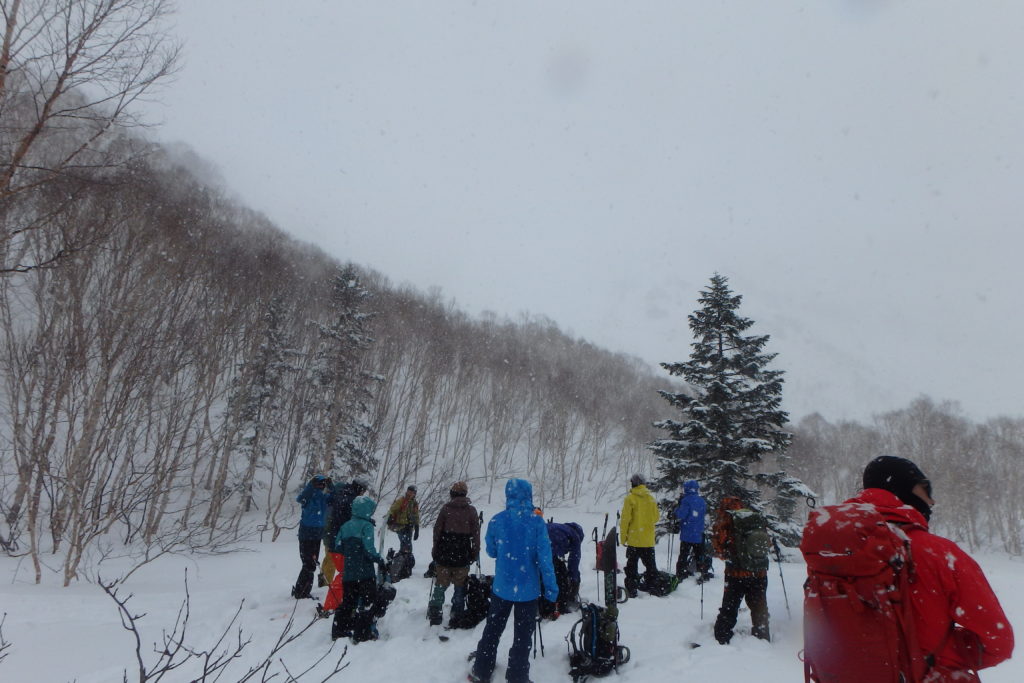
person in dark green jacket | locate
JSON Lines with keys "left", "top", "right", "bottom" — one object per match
{"left": 332, "top": 495, "right": 387, "bottom": 642}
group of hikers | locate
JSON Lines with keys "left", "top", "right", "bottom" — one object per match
{"left": 291, "top": 455, "right": 1014, "bottom": 683}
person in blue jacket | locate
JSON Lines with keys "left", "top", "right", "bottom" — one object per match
{"left": 539, "top": 521, "right": 585, "bottom": 619}
{"left": 291, "top": 474, "right": 333, "bottom": 599}
{"left": 332, "top": 495, "right": 388, "bottom": 642}
{"left": 674, "top": 479, "right": 708, "bottom": 581}
{"left": 468, "top": 479, "right": 558, "bottom": 683}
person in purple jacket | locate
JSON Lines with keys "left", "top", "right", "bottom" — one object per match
{"left": 468, "top": 479, "right": 558, "bottom": 683}
{"left": 539, "top": 521, "right": 584, "bottom": 619}
{"left": 674, "top": 479, "right": 708, "bottom": 581}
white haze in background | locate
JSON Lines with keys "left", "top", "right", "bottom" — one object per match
{"left": 150, "top": 1, "right": 1024, "bottom": 422}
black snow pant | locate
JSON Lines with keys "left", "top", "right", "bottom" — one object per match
{"left": 623, "top": 546, "right": 657, "bottom": 596}
{"left": 470, "top": 595, "right": 538, "bottom": 683}
{"left": 293, "top": 535, "right": 321, "bottom": 599}
{"left": 675, "top": 541, "right": 705, "bottom": 578}
{"left": 714, "top": 573, "right": 770, "bottom": 644}
{"left": 539, "top": 557, "right": 575, "bottom": 618}
{"left": 333, "top": 578, "right": 379, "bottom": 642}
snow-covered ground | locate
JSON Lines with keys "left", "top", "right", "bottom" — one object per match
{"left": 2, "top": 505, "right": 1020, "bottom": 682}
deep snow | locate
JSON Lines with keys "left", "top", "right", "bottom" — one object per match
{"left": 1, "top": 504, "right": 1019, "bottom": 682}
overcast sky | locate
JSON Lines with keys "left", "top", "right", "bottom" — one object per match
{"left": 149, "top": 1, "right": 1024, "bottom": 422}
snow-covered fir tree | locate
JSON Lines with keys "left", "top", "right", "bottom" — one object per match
{"left": 304, "top": 266, "right": 381, "bottom": 479}
{"left": 227, "top": 295, "right": 298, "bottom": 512}
{"left": 650, "top": 274, "right": 813, "bottom": 544}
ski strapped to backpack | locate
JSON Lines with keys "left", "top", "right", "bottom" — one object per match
{"left": 567, "top": 527, "right": 630, "bottom": 681}
{"left": 800, "top": 501, "right": 927, "bottom": 683}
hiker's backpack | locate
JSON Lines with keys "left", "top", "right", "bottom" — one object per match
{"left": 373, "top": 582, "right": 397, "bottom": 619}
{"left": 567, "top": 603, "right": 630, "bottom": 682}
{"left": 800, "top": 502, "right": 926, "bottom": 683}
{"left": 638, "top": 570, "right": 679, "bottom": 597}
{"left": 385, "top": 547, "right": 415, "bottom": 583}
{"left": 450, "top": 574, "right": 493, "bottom": 630}
{"left": 728, "top": 509, "right": 771, "bottom": 573}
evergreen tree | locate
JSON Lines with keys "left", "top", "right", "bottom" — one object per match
{"left": 227, "top": 295, "right": 299, "bottom": 513}
{"left": 304, "top": 266, "right": 381, "bottom": 479}
{"left": 650, "top": 274, "right": 813, "bottom": 543}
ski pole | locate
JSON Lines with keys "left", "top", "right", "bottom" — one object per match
{"left": 533, "top": 616, "right": 545, "bottom": 658}
{"left": 667, "top": 531, "right": 674, "bottom": 570}
{"left": 700, "top": 576, "right": 704, "bottom": 620}
{"left": 772, "top": 536, "right": 791, "bottom": 618}
{"left": 476, "top": 511, "right": 484, "bottom": 576}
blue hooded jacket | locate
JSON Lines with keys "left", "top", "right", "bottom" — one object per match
{"left": 486, "top": 479, "right": 559, "bottom": 603}
{"left": 296, "top": 477, "right": 332, "bottom": 541}
{"left": 547, "top": 522, "right": 585, "bottom": 583}
{"left": 674, "top": 480, "right": 707, "bottom": 544}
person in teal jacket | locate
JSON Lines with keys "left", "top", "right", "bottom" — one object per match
{"left": 469, "top": 479, "right": 558, "bottom": 683}
{"left": 331, "top": 495, "right": 387, "bottom": 642}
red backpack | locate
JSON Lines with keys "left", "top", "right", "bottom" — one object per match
{"left": 800, "top": 502, "right": 927, "bottom": 683}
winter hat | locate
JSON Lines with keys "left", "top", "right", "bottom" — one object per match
{"left": 630, "top": 473, "right": 645, "bottom": 488}
{"left": 862, "top": 455, "right": 932, "bottom": 520}
{"left": 450, "top": 481, "right": 468, "bottom": 497}
{"left": 407, "top": 485, "right": 417, "bottom": 493}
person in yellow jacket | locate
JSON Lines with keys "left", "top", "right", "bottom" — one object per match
{"left": 620, "top": 473, "right": 660, "bottom": 598}
{"left": 387, "top": 485, "right": 420, "bottom": 555}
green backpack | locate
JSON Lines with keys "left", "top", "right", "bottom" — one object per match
{"left": 728, "top": 509, "right": 770, "bottom": 573}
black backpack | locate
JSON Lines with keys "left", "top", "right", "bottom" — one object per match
{"left": 373, "top": 582, "right": 397, "bottom": 618}
{"left": 567, "top": 603, "right": 630, "bottom": 682}
{"left": 638, "top": 570, "right": 679, "bottom": 597}
{"left": 385, "top": 548, "right": 415, "bottom": 583}
{"left": 450, "top": 574, "right": 492, "bottom": 630}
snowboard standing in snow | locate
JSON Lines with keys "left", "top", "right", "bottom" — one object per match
{"left": 567, "top": 527, "right": 630, "bottom": 682}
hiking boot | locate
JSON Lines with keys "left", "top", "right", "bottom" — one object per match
{"left": 467, "top": 673, "right": 490, "bottom": 683}
{"left": 427, "top": 606, "right": 443, "bottom": 626}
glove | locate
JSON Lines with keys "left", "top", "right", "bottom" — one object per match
{"left": 544, "top": 586, "right": 559, "bottom": 604}
{"left": 413, "top": 526, "right": 419, "bottom": 540}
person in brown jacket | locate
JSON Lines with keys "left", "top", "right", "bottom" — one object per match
{"left": 428, "top": 481, "right": 480, "bottom": 627}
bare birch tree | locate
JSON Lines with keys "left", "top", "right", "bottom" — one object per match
{"left": 0, "top": 0, "right": 180, "bottom": 273}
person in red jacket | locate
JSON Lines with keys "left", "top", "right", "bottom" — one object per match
{"left": 855, "top": 456, "right": 1013, "bottom": 680}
